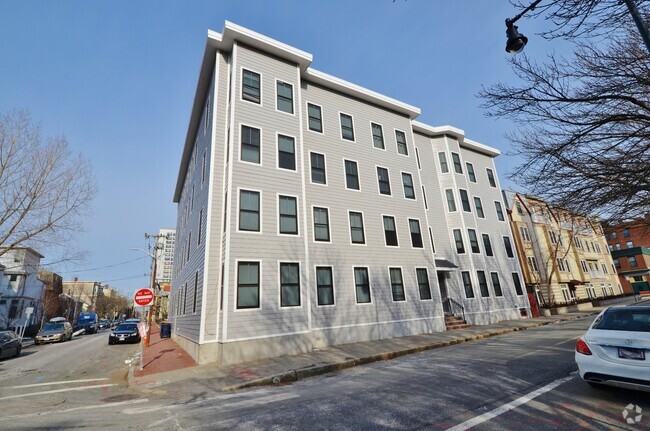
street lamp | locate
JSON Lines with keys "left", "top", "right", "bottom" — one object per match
{"left": 504, "top": 0, "right": 541, "bottom": 53}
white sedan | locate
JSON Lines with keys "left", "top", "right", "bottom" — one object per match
{"left": 575, "top": 305, "right": 650, "bottom": 392}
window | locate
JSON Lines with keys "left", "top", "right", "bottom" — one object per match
{"left": 452, "top": 152, "right": 463, "bottom": 174}
{"left": 573, "top": 236, "right": 582, "bottom": 248}
{"left": 239, "top": 190, "right": 260, "bottom": 232}
{"left": 611, "top": 231, "right": 618, "bottom": 239}
{"left": 629, "top": 256, "right": 638, "bottom": 267}
{"left": 601, "top": 263, "right": 608, "bottom": 274}
{"left": 416, "top": 148, "right": 421, "bottom": 169}
{"left": 237, "top": 262, "right": 259, "bottom": 309}
{"left": 495, "top": 201, "right": 505, "bottom": 221}
{"left": 520, "top": 226, "right": 531, "bottom": 241}
{"left": 474, "top": 197, "right": 485, "bottom": 218}
{"left": 459, "top": 189, "right": 471, "bottom": 212}
{"left": 491, "top": 272, "right": 503, "bottom": 296}
{"left": 354, "top": 267, "right": 371, "bottom": 303}
{"left": 445, "top": 189, "right": 457, "bottom": 212}
{"left": 198, "top": 209, "right": 203, "bottom": 245}
{"left": 308, "top": 103, "right": 322, "bottom": 132}
{"left": 279, "top": 196, "right": 298, "bottom": 235}
{"left": 193, "top": 272, "right": 199, "bottom": 313}
{"left": 623, "top": 229, "right": 630, "bottom": 237}
{"left": 371, "top": 123, "right": 385, "bottom": 149}
{"left": 527, "top": 256, "right": 539, "bottom": 272}
{"left": 383, "top": 216, "right": 398, "bottom": 246}
{"left": 242, "top": 69, "right": 261, "bottom": 103}
{"left": 438, "top": 152, "right": 449, "bottom": 173}
{"left": 477, "top": 271, "right": 489, "bottom": 297}
{"left": 515, "top": 201, "right": 523, "bottom": 214}
{"left": 201, "top": 151, "right": 207, "bottom": 185}
{"left": 241, "top": 125, "right": 261, "bottom": 164}
{"left": 453, "top": 229, "right": 465, "bottom": 254}
{"left": 482, "top": 234, "right": 493, "bottom": 256}
{"left": 313, "top": 207, "right": 330, "bottom": 242}
{"left": 390, "top": 268, "right": 406, "bottom": 301}
{"left": 340, "top": 113, "right": 354, "bottom": 141}
{"left": 580, "top": 261, "right": 588, "bottom": 272}
{"left": 615, "top": 243, "right": 621, "bottom": 250}
{"left": 422, "top": 186, "right": 428, "bottom": 208}
{"left": 349, "top": 212, "right": 365, "bottom": 244}
{"left": 486, "top": 168, "right": 497, "bottom": 187}
{"left": 396, "top": 130, "right": 408, "bottom": 155}
{"left": 278, "top": 135, "right": 295, "bottom": 170}
{"left": 377, "top": 167, "right": 391, "bottom": 195}
{"left": 310, "top": 152, "right": 326, "bottom": 184}
{"left": 276, "top": 81, "right": 293, "bottom": 114}
{"left": 429, "top": 228, "right": 436, "bottom": 253}
{"left": 280, "top": 263, "right": 300, "bottom": 307}
{"left": 402, "top": 173, "right": 415, "bottom": 199}
{"left": 503, "top": 236, "right": 514, "bottom": 258}
{"left": 409, "top": 219, "right": 423, "bottom": 248}
{"left": 627, "top": 241, "right": 634, "bottom": 248}
{"left": 462, "top": 271, "right": 475, "bottom": 298}
{"left": 468, "top": 229, "right": 480, "bottom": 253}
{"left": 608, "top": 244, "right": 614, "bottom": 251}
{"left": 613, "top": 258, "right": 621, "bottom": 269}
{"left": 316, "top": 267, "right": 334, "bottom": 305}
{"left": 345, "top": 160, "right": 360, "bottom": 190}
{"left": 466, "top": 162, "right": 476, "bottom": 182}
{"left": 512, "top": 273, "right": 524, "bottom": 295}
{"left": 417, "top": 268, "right": 432, "bottom": 300}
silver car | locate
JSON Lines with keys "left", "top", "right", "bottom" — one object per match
{"left": 35, "top": 319, "right": 73, "bottom": 345}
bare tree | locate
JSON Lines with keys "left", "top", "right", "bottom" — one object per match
{"left": 480, "top": 14, "right": 650, "bottom": 223}
{"left": 0, "top": 110, "right": 97, "bottom": 259}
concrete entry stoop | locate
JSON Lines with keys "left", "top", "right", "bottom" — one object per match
{"left": 444, "top": 314, "right": 470, "bottom": 330}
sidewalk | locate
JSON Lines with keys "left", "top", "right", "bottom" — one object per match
{"left": 129, "top": 300, "right": 645, "bottom": 396}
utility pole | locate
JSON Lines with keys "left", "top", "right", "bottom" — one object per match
{"left": 143, "top": 232, "right": 168, "bottom": 346}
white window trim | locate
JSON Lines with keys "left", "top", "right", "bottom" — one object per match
{"left": 308, "top": 151, "right": 328, "bottom": 186}
{"left": 306, "top": 101, "right": 324, "bottom": 134}
{"left": 276, "top": 192, "right": 300, "bottom": 237}
{"left": 274, "top": 78, "right": 295, "bottom": 116}
{"left": 494, "top": 200, "right": 506, "bottom": 222}
{"left": 381, "top": 214, "right": 400, "bottom": 248}
{"left": 414, "top": 267, "right": 433, "bottom": 301}
{"left": 278, "top": 260, "right": 303, "bottom": 309}
{"left": 352, "top": 265, "right": 373, "bottom": 305}
{"left": 408, "top": 218, "right": 424, "bottom": 249}
{"left": 445, "top": 188, "right": 458, "bottom": 213}
{"left": 400, "top": 170, "right": 416, "bottom": 200}
{"left": 375, "top": 164, "right": 392, "bottom": 197}
{"left": 370, "top": 121, "right": 386, "bottom": 151}
{"left": 233, "top": 259, "right": 262, "bottom": 312}
{"left": 240, "top": 67, "right": 263, "bottom": 106}
{"left": 338, "top": 111, "right": 356, "bottom": 142}
{"left": 238, "top": 122, "right": 264, "bottom": 167}
{"left": 275, "top": 131, "right": 298, "bottom": 173}
{"left": 311, "top": 205, "right": 332, "bottom": 244}
{"left": 236, "top": 186, "right": 263, "bottom": 235}
{"left": 394, "top": 128, "right": 410, "bottom": 157}
{"left": 348, "top": 210, "right": 367, "bottom": 246}
{"left": 343, "top": 158, "right": 362, "bottom": 192}
{"left": 387, "top": 266, "right": 408, "bottom": 303}
{"left": 314, "top": 265, "right": 336, "bottom": 307}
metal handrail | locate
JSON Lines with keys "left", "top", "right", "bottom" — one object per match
{"left": 443, "top": 298, "right": 466, "bottom": 322}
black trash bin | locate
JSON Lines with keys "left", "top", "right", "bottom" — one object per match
{"left": 160, "top": 322, "right": 171, "bottom": 338}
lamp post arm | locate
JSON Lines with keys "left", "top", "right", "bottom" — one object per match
{"left": 507, "top": 0, "right": 543, "bottom": 26}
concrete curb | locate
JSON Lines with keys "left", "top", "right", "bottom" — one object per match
{"left": 222, "top": 312, "right": 597, "bottom": 391}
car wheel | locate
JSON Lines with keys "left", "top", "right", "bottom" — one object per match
{"left": 14, "top": 347, "right": 21, "bottom": 357}
{"left": 108, "top": 340, "right": 113, "bottom": 345}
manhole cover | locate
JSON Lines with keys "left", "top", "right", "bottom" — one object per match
{"left": 101, "top": 394, "right": 140, "bottom": 403}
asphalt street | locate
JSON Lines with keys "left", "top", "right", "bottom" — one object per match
{"left": 1, "top": 317, "right": 648, "bottom": 430}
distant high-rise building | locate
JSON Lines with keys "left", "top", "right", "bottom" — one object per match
{"left": 155, "top": 228, "right": 175, "bottom": 284}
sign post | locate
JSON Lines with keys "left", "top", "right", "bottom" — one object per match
{"left": 133, "top": 288, "right": 154, "bottom": 370}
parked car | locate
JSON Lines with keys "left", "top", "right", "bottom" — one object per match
{"left": 108, "top": 323, "right": 141, "bottom": 345}
{"left": 35, "top": 318, "right": 73, "bottom": 344}
{"left": 124, "top": 318, "right": 142, "bottom": 324}
{"left": 75, "top": 313, "right": 99, "bottom": 334}
{"left": 575, "top": 306, "right": 650, "bottom": 392}
{"left": 98, "top": 319, "right": 110, "bottom": 330}
{"left": 0, "top": 331, "right": 22, "bottom": 359}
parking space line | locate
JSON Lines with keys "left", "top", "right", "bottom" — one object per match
{"left": 0, "top": 383, "right": 116, "bottom": 400}
{"left": 444, "top": 374, "right": 575, "bottom": 431}
{"left": 0, "top": 398, "right": 149, "bottom": 421}
{"left": 10, "top": 378, "right": 110, "bottom": 389}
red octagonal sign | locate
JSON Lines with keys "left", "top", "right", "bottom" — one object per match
{"left": 134, "top": 288, "right": 154, "bottom": 307}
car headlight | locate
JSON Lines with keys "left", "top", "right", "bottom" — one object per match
{"left": 131, "top": 332, "right": 138, "bottom": 336}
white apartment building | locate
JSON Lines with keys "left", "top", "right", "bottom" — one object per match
{"left": 0, "top": 248, "right": 45, "bottom": 329}
{"left": 169, "top": 22, "right": 530, "bottom": 365}
{"left": 155, "top": 228, "right": 176, "bottom": 284}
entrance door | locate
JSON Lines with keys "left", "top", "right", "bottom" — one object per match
{"left": 437, "top": 271, "right": 450, "bottom": 313}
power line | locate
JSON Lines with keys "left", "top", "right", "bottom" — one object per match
{"left": 64, "top": 256, "right": 148, "bottom": 273}
{"left": 100, "top": 274, "right": 149, "bottom": 283}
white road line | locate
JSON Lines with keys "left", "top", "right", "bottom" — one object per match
{"left": 445, "top": 374, "right": 575, "bottom": 431}
{"left": 0, "top": 383, "right": 116, "bottom": 400}
{"left": 0, "top": 398, "right": 149, "bottom": 421}
{"left": 10, "top": 378, "right": 109, "bottom": 389}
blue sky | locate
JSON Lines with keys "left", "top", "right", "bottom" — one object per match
{"left": 0, "top": 1, "right": 569, "bottom": 296}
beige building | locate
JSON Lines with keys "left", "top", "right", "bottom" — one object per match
{"left": 503, "top": 192, "right": 621, "bottom": 310}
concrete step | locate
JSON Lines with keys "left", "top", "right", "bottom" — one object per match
{"left": 444, "top": 315, "right": 470, "bottom": 330}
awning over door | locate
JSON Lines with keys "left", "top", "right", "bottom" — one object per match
{"left": 435, "top": 259, "right": 458, "bottom": 271}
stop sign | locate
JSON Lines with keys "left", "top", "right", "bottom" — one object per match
{"left": 134, "top": 288, "right": 154, "bottom": 307}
